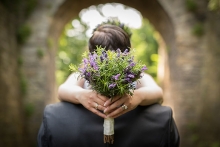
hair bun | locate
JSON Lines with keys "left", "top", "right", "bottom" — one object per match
{"left": 93, "top": 19, "right": 132, "bottom": 38}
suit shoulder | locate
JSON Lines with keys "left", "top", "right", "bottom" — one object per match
{"left": 43, "top": 102, "right": 74, "bottom": 115}
{"left": 147, "top": 104, "right": 172, "bottom": 115}
{"left": 144, "top": 104, "right": 173, "bottom": 122}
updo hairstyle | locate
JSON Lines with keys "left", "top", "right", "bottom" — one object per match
{"left": 88, "top": 24, "right": 131, "bottom": 53}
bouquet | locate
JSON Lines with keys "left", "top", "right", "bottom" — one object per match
{"left": 69, "top": 46, "right": 147, "bottom": 144}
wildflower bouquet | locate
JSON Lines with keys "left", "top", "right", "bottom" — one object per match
{"left": 69, "top": 46, "right": 147, "bottom": 144}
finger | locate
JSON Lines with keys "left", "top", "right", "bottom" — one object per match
{"left": 91, "top": 101, "right": 106, "bottom": 112}
{"left": 89, "top": 93, "right": 107, "bottom": 108}
{"left": 96, "top": 104, "right": 106, "bottom": 112}
{"left": 93, "top": 96, "right": 108, "bottom": 111}
{"left": 110, "top": 109, "right": 128, "bottom": 118}
{"left": 104, "top": 96, "right": 122, "bottom": 107}
{"left": 104, "top": 99, "right": 111, "bottom": 107}
{"left": 107, "top": 106, "right": 126, "bottom": 118}
{"left": 97, "top": 94, "right": 109, "bottom": 102}
{"left": 83, "top": 101, "right": 106, "bottom": 118}
{"left": 94, "top": 98, "right": 105, "bottom": 107}
{"left": 91, "top": 108, "right": 107, "bottom": 118}
{"left": 104, "top": 98, "right": 126, "bottom": 113}
{"left": 90, "top": 93, "right": 106, "bottom": 104}
{"left": 110, "top": 104, "right": 131, "bottom": 118}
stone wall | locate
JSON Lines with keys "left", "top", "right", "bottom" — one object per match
{"left": 19, "top": 0, "right": 64, "bottom": 145}
{"left": 0, "top": 2, "right": 25, "bottom": 147}
{"left": 160, "top": 0, "right": 220, "bottom": 146}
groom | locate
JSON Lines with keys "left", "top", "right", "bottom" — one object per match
{"left": 38, "top": 102, "right": 179, "bottom": 147}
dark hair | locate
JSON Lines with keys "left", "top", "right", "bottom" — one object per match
{"left": 89, "top": 24, "right": 131, "bottom": 53}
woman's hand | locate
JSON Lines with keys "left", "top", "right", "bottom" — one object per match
{"left": 103, "top": 94, "right": 141, "bottom": 118}
{"left": 78, "top": 90, "right": 109, "bottom": 118}
{"left": 59, "top": 73, "right": 163, "bottom": 119}
{"left": 103, "top": 81, "right": 163, "bottom": 118}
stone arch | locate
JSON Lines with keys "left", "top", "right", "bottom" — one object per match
{"left": 18, "top": 0, "right": 220, "bottom": 146}
{"left": 50, "top": 0, "right": 174, "bottom": 46}
{"left": 24, "top": 0, "right": 175, "bottom": 145}
{"left": 49, "top": 0, "right": 175, "bottom": 119}
{"left": 50, "top": 0, "right": 174, "bottom": 104}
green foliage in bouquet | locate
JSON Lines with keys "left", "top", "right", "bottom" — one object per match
{"left": 69, "top": 46, "right": 147, "bottom": 98}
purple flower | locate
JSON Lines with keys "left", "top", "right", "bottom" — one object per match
{"left": 129, "top": 62, "right": 135, "bottom": 67}
{"left": 116, "top": 49, "right": 121, "bottom": 57}
{"left": 92, "top": 62, "right": 98, "bottom": 70}
{"left": 84, "top": 72, "right": 91, "bottom": 81}
{"left": 141, "top": 66, "right": 147, "bottom": 71}
{"left": 88, "top": 54, "right": 98, "bottom": 70}
{"left": 112, "top": 74, "right": 121, "bottom": 80}
{"left": 83, "top": 58, "right": 88, "bottom": 64}
{"left": 89, "top": 53, "right": 97, "bottom": 62}
{"left": 127, "top": 74, "right": 135, "bottom": 78}
{"left": 86, "top": 72, "right": 91, "bottom": 77}
{"left": 102, "top": 51, "right": 107, "bottom": 58}
{"left": 124, "top": 67, "right": 131, "bottom": 73}
{"left": 79, "top": 67, "right": 86, "bottom": 74}
{"left": 89, "top": 53, "right": 93, "bottom": 59}
{"left": 116, "top": 48, "right": 121, "bottom": 53}
{"left": 100, "top": 55, "right": 104, "bottom": 62}
{"left": 123, "top": 49, "right": 128, "bottom": 54}
{"left": 109, "top": 83, "right": 116, "bottom": 89}
{"left": 92, "top": 53, "right": 97, "bottom": 58}
{"left": 124, "top": 78, "right": 132, "bottom": 83}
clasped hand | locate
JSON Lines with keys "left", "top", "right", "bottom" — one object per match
{"left": 79, "top": 90, "right": 140, "bottom": 119}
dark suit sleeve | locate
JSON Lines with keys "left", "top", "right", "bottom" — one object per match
{"left": 170, "top": 117, "right": 180, "bottom": 147}
{"left": 37, "top": 108, "right": 50, "bottom": 147}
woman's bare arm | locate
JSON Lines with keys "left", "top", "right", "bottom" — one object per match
{"left": 58, "top": 73, "right": 163, "bottom": 118}
{"left": 58, "top": 73, "right": 84, "bottom": 104}
{"left": 136, "top": 73, "right": 163, "bottom": 105}
{"left": 58, "top": 73, "right": 108, "bottom": 118}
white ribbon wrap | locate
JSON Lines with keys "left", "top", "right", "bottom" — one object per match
{"left": 103, "top": 118, "right": 114, "bottom": 135}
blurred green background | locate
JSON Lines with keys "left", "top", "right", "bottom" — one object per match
{"left": 56, "top": 17, "right": 159, "bottom": 85}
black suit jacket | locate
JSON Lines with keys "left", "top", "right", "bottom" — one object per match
{"left": 38, "top": 102, "right": 179, "bottom": 147}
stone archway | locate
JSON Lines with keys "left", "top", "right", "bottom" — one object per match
{"left": 2, "top": 0, "right": 218, "bottom": 146}
{"left": 49, "top": 0, "right": 175, "bottom": 128}
{"left": 19, "top": 0, "right": 175, "bottom": 145}
{"left": 49, "top": 0, "right": 177, "bottom": 142}
{"left": 20, "top": 0, "right": 189, "bottom": 146}
{"left": 50, "top": 0, "right": 174, "bottom": 103}
{"left": 50, "top": 0, "right": 174, "bottom": 96}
